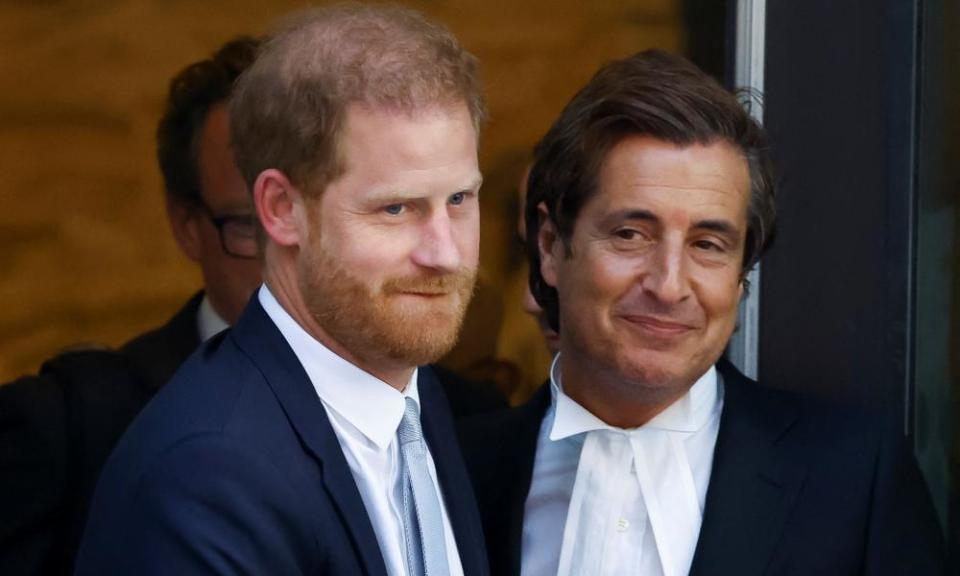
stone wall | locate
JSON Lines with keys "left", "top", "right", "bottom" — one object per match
{"left": 0, "top": 0, "right": 682, "bottom": 398}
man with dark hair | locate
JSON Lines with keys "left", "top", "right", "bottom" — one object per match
{"left": 461, "top": 50, "right": 944, "bottom": 575}
{"left": 76, "top": 5, "right": 489, "bottom": 575}
{"left": 157, "top": 36, "right": 262, "bottom": 330}
{"left": 0, "top": 36, "right": 261, "bottom": 576}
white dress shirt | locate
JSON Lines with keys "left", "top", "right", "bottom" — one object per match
{"left": 522, "top": 355, "right": 724, "bottom": 576}
{"left": 196, "top": 295, "right": 230, "bottom": 341}
{"left": 258, "top": 285, "right": 464, "bottom": 576}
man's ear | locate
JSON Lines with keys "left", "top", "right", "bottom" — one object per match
{"left": 254, "top": 169, "right": 305, "bottom": 247}
{"left": 537, "top": 202, "right": 561, "bottom": 289}
{"left": 166, "top": 196, "right": 202, "bottom": 263}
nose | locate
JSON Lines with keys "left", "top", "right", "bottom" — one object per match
{"left": 410, "top": 211, "right": 462, "bottom": 273}
{"left": 641, "top": 241, "right": 690, "bottom": 304}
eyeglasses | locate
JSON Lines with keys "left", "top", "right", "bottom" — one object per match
{"left": 198, "top": 202, "right": 258, "bottom": 259}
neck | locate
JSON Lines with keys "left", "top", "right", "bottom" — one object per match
{"left": 558, "top": 353, "right": 689, "bottom": 428}
{"left": 263, "top": 257, "right": 414, "bottom": 391}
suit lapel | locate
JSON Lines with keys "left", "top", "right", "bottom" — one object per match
{"left": 232, "top": 299, "right": 388, "bottom": 576}
{"left": 689, "top": 361, "right": 806, "bottom": 576}
{"left": 419, "top": 367, "right": 489, "bottom": 576}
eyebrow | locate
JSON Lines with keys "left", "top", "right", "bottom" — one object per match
{"left": 693, "top": 219, "right": 740, "bottom": 238}
{"left": 607, "top": 209, "right": 740, "bottom": 237}
{"left": 366, "top": 174, "right": 484, "bottom": 202}
{"left": 463, "top": 174, "right": 484, "bottom": 192}
{"left": 613, "top": 209, "right": 658, "bottom": 223}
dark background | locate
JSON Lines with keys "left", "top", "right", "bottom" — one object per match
{"left": 683, "top": 0, "right": 958, "bottom": 561}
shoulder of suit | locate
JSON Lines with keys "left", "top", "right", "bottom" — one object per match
{"left": 36, "top": 348, "right": 147, "bottom": 400}
{"left": 119, "top": 293, "right": 205, "bottom": 389}
{"left": 121, "top": 294, "right": 203, "bottom": 358}
{"left": 459, "top": 381, "right": 549, "bottom": 432}
{"left": 456, "top": 382, "right": 548, "bottom": 469}
{"left": 725, "top": 364, "right": 897, "bottom": 452}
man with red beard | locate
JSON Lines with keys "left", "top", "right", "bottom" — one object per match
{"left": 75, "top": 5, "right": 489, "bottom": 575}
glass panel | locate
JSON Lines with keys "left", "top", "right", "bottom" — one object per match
{"left": 914, "top": 0, "right": 960, "bottom": 559}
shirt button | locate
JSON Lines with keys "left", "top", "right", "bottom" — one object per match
{"left": 617, "top": 518, "right": 629, "bottom": 532}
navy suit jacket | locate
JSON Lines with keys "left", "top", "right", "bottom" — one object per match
{"left": 74, "top": 298, "right": 489, "bottom": 575}
{"left": 459, "top": 360, "right": 945, "bottom": 575}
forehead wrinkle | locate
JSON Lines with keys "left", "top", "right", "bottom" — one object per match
{"left": 602, "top": 139, "right": 749, "bottom": 194}
{"left": 596, "top": 183, "right": 742, "bottom": 214}
{"left": 610, "top": 175, "right": 745, "bottom": 197}
{"left": 341, "top": 105, "right": 477, "bottom": 169}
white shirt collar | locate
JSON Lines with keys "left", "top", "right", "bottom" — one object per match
{"left": 197, "top": 295, "right": 230, "bottom": 341}
{"left": 549, "top": 353, "right": 718, "bottom": 441}
{"left": 258, "top": 284, "right": 418, "bottom": 450}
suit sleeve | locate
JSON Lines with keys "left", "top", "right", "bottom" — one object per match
{"left": 0, "top": 375, "right": 69, "bottom": 576}
{"left": 74, "top": 435, "right": 319, "bottom": 576}
{"left": 862, "top": 426, "right": 946, "bottom": 575}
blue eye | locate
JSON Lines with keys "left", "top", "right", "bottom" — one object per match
{"left": 384, "top": 204, "right": 404, "bottom": 215}
{"left": 449, "top": 192, "right": 465, "bottom": 205}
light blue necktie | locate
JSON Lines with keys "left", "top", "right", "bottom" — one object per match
{"left": 398, "top": 397, "right": 450, "bottom": 576}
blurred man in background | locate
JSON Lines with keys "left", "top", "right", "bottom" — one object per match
{"left": 0, "top": 36, "right": 260, "bottom": 576}
{"left": 517, "top": 163, "right": 559, "bottom": 357}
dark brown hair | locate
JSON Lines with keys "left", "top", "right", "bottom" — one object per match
{"left": 156, "top": 36, "right": 260, "bottom": 205}
{"left": 230, "top": 3, "right": 485, "bottom": 196}
{"left": 526, "top": 49, "right": 776, "bottom": 330}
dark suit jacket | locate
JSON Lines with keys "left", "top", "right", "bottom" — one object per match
{"left": 73, "top": 297, "right": 489, "bottom": 575}
{"left": 0, "top": 292, "right": 203, "bottom": 576}
{"left": 1, "top": 291, "right": 503, "bottom": 576}
{"left": 459, "top": 360, "right": 946, "bottom": 575}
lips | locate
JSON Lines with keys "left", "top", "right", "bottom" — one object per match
{"left": 397, "top": 291, "right": 450, "bottom": 298}
{"left": 619, "top": 314, "right": 697, "bottom": 336}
